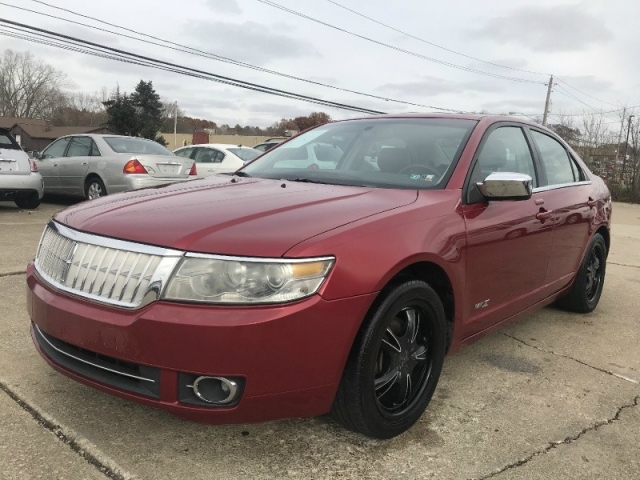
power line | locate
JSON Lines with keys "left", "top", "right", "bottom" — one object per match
{"left": 553, "top": 85, "right": 620, "bottom": 122}
{"left": 255, "top": 0, "right": 545, "bottom": 85}
{"left": 0, "top": 19, "right": 387, "bottom": 115}
{"left": 325, "top": 0, "right": 549, "bottom": 77}
{"left": 5, "top": 0, "right": 460, "bottom": 113}
{"left": 554, "top": 77, "right": 618, "bottom": 108}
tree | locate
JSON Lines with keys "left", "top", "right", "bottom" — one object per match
{"left": 103, "top": 86, "right": 138, "bottom": 136}
{"left": 0, "top": 49, "right": 68, "bottom": 118}
{"left": 103, "top": 81, "right": 166, "bottom": 144}
{"left": 130, "top": 80, "right": 164, "bottom": 142}
{"left": 292, "top": 112, "right": 331, "bottom": 132}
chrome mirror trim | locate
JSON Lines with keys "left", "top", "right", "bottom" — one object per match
{"left": 478, "top": 172, "right": 533, "bottom": 201}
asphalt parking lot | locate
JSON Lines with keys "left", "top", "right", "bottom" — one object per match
{"left": 1, "top": 198, "right": 638, "bottom": 480}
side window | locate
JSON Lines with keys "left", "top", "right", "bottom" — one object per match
{"left": 66, "top": 137, "right": 92, "bottom": 157}
{"left": 531, "top": 131, "right": 582, "bottom": 186}
{"left": 175, "top": 147, "right": 194, "bottom": 158}
{"left": 194, "top": 148, "right": 218, "bottom": 163}
{"left": 42, "top": 137, "right": 70, "bottom": 159}
{"left": 89, "top": 139, "right": 101, "bottom": 157}
{"left": 470, "top": 126, "right": 537, "bottom": 187}
{"left": 214, "top": 151, "right": 225, "bottom": 163}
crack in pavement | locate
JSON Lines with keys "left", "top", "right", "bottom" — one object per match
{"left": 609, "top": 261, "right": 640, "bottom": 269}
{"left": 0, "top": 271, "right": 24, "bottom": 278}
{"left": 472, "top": 395, "right": 640, "bottom": 480}
{"left": 0, "top": 381, "right": 136, "bottom": 480}
{"left": 500, "top": 333, "right": 639, "bottom": 385}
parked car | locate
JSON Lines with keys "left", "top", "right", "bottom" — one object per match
{"left": 0, "top": 128, "right": 43, "bottom": 209}
{"left": 27, "top": 114, "right": 611, "bottom": 439}
{"left": 253, "top": 138, "right": 285, "bottom": 152}
{"left": 34, "top": 134, "right": 197, "bottom": 200}
{"left": 173, "top": 144, "right": 260, "bottom": 177}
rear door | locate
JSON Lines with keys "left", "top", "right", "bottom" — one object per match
{"left": 461, "top": 124, "right": 553, "bottom": 337}
{"left": 39, "top": 137, "right": 71, "bottom": 191}
{"left": 59, "top": 136, "right": 95, "bottom": 194}
{"left": 194, "top": 147, "right": 225, "bottom": 177}
{"left": 528, "top": 129, "right": 595, "bottom": 289}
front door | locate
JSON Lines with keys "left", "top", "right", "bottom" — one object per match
{"left": 39, "top": 137, "right": 71, "bottom": 191}
{"left": 462, "top": 125, "right": 553, "bottom": 337}
{"left": 59, "top": 136, "right": 93, "bottom": 194}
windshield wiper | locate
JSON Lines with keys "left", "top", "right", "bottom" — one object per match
{"left": 286, "top": 178, "right": 332, "bottom": 185}
{"left": 233, "top": 171, "right": 252, "bottom": 177}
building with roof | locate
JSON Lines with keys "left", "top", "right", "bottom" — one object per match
{"left": 0, "top": 117, "right": 115, "bottom": 152}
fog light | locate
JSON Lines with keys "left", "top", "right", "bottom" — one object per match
{"left": 187, "top": 376, "right": 238, "bottom": 405}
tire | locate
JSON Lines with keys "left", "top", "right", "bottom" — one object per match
{"left": 331, "top": 280, "right": 447, "bottom": 439}
{"left": 556, "top": 233, "right": 607, "bottom": 313}
{"left": 14, "top": 193, "right": 41, "bottom": 210}
{"left": 85, "top": 177, "right": 107, "bottom": 200}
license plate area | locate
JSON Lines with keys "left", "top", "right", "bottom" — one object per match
{"left": 0, "top": 159, "right": 17, "bottom": 172}
{"left": 157, "top": 164, "right": 180, "bottom": 175}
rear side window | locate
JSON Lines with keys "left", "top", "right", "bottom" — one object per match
{"left": 0, "top": 131, "right": 20, "bottom": 150}
{"left": 531, "top": 131, "right": 583, "bottom": 186}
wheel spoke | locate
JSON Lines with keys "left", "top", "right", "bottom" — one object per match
{"left": 382, "top": 328, "right": 402, "bottom": 353}
{"left": 405, "top": 308, "right": 420, "bottom": 344}
{"left": 394, "top": 372, "right": 412, "bottom": 407}
{"left": 412, "top": 345, "right": 428, "bottom": 361}
{"left": 375, "top": 370, "right": 400, "bottom": 399}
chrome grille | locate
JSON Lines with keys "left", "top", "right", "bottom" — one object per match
{"left": 35, "top": 222, "right": 183, "bottom": 309}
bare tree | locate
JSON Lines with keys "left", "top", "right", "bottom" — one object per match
{"left": 0, "top": 49, "right": 68, "bottom": 119}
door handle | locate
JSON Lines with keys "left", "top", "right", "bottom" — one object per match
{"left": 536, "top": 208, "right": 553, "bottom": 221}
{"left": 81, "top": 162, "right": 88, "bottom": 165}
{"left": 587, "top": 197, "right": 597, "bottom": 208}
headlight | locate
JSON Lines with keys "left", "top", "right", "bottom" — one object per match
{"left": 163, "top": 255, "right": 334, "bottom": 304}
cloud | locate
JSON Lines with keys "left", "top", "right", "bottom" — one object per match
{"left": 471, "top": 4, "right": 613, "bottom": 52}
{"left": 185, "top": 21, "right": 319, "bottom": 65}
{"left": 205, "top": 0, "right": 242, "bottom": 14}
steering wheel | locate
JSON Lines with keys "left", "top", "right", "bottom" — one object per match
{"left": 398, "top": 164, "right": 440, "bottom": 177}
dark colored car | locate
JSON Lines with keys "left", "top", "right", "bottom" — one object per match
{"left": 26, "top": 115, "right": 611, "bottom": 438}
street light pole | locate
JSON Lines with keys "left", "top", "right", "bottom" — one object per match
{"left": 622, "top": 114, "right": 635, "bottom": 184}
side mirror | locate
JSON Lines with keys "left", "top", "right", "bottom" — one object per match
{"left": 478, "top": 172, "right": 533, "bottom": 201}
{"left": 29, "top": 151, "right": 42, "bottom": 160}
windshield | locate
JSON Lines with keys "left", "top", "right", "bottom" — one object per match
{"left": 240, "top": 118, "right": 477, "bottom": 189}
{"left": 228, "top": 147, "right": 261, "bottom": 162}
{"left": 104, "top": 137, "right": 173, "bottom": 155}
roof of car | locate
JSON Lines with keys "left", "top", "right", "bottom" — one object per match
{"left": 181, "top": 144, "right": 258, "bottom": 149}
{"left": 342, "top": 112, "right": 543, "bottom": 128}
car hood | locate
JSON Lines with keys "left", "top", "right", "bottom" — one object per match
{"left": 55, "top": 176, "right": 418, "bottom": 257}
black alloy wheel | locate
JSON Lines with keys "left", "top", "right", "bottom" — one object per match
{"left": 331, "top": 280, "right": 447, "bottom": 439}
{"left": 374, "top": 306, "right": 432, "bottom": 416}
{"left": 557, "top": 233, "right": 607, "bottom": 313}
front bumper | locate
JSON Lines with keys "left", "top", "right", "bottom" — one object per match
{"left": 26, "top": 262, "right": 375, "bottom": 424}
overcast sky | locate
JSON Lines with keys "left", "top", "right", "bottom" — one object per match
{"left": 1, "top": 0, "right": 639, "bottom": 127}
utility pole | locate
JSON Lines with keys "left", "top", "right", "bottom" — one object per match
{"left": 173, "top": 101, "right": 178, "bottom": 150}
{"left": 615, "top": 107, "right": 626, "bottom": 180}
{"left": 542, "top": 75, "right": 553, "bottom": 126}
{"left": 622, "top": 114, "right": 635, "bottom": 184}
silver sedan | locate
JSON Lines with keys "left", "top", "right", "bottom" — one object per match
{"left": 36, "top": 134, "right": 196, "bottom": 200}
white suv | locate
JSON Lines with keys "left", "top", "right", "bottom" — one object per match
{"left": 0, "top": 128, "right": 44, "bottom": 209}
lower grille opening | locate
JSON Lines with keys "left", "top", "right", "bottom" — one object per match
{"left": 33, "top": 324, "right": 160, "bottom": 399}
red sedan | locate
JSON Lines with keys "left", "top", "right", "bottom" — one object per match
{"left": 26, "top": 115, "right": 611, "bottom": 438}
